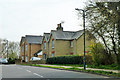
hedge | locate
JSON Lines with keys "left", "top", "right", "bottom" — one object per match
{"left": 46, "top": 55, "right": 83, "bottom": 64}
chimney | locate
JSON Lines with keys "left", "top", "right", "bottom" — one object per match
{"left": 56, "top": 23, "right": 63, "bottom": 31}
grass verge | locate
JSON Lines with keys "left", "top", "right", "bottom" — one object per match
{"left": 50, "top": 64, "right": 119, "bottom": 70}
{"left": 20, "top": 64, "right": 120, "bottom": 78}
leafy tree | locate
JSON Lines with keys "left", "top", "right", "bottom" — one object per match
{"left": 84, "top": 1, "right": 120, "bottom": 68}
{"left": 0, "top": 38, "right": 20, "bottom": 59}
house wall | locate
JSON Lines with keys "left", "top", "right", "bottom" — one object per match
{"left": 42, "top": 37, "right": 49, "bottom": 59}
{"left": 76, "top": 33, "right": 95, "bottom": 55}
{"left": 55, "top": 40, "right": 71, "bottom": 56}
{"left": 23, "top": 40, "right": 42, "bottom": 62}
{"left": 49, "top": 35, "right": 71, "bottom": 57}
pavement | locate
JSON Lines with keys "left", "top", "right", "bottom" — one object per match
{"left": 39, "top": 64, "right": 120, "bottom": 73}
{"left": 1, "top": 64, "right": 110, "bottom": 78}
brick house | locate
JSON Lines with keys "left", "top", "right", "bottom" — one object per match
{"left": 47, "top": 23, "right": 95, "bottom": 57}
{"left": 42, "top": 33, "right": 50, "bottom": 59}
{"left": 20, "top": 35, "right": 43, "bottom": 62}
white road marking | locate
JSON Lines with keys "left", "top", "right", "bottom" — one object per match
{"left": 33, "top": 73, "right": 43, "bottom": 78}
{"left": 26, "top": 70, "right": 31, "bottom": 72}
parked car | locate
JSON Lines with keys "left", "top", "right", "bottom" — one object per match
{"left": 0, "top": 58, "right": 8, "bottom": 64}
{"left": 30, "top": 57, "right": 42, "bottom": 61}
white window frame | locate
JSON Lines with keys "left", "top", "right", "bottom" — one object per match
{"left": 22, "top": 56, "right": 24, "bottom": 60}
{"left": 26, "top": 56, "right": 28, "bottom": 62}
{"left": 70, "top": 41, "right": 73, "bottom": 48}
{"left": 44, "top": 42, "right": 46, "bottom": 49}
{"left": 52, "top": 53, "right": 55, "bottom": 57}
{"left": 52, "top": 40, "right": 54, "bottom": 48}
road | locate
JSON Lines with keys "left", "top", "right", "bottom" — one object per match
{"left": 1, "top": 64, "right": 109, "bottom": 79}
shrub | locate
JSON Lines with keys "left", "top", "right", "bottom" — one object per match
{"left": 89, "top": 42, "right": 114, "bottom": 65}
{"left": 46, "top": 55, "right": 83, "bottom": 64}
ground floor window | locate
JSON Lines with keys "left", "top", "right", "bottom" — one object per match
{"left": 26, "top": 56, "right": 28, "bottom": 62}
{"left": 52, "top": 53, "right": 55, "bottom": 57}
{"left": 22, "top": 56, "right": 24, "bottom": 60}
{"left": 43, "top": 53, "right": 46, "bottom": 59}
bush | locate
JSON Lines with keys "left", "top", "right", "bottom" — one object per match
{"left": 84, "top": 54, "right": 94, "bottom": 65}
{"left": 90, "top": 42, "right": 114, "bottom": 65}
{"left": 46, "top": 55, "right": 83, "bottom": 64}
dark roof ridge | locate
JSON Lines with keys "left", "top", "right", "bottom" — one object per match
{"left": 44, "top": 33, "right": 50, "bottom": 34}
{"left": 26, "top": 35, "right": 43, "bottom": 37}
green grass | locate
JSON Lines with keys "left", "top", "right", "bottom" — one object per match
{"left": 20, "top": 63, "right": 120, "bottom": 78}
{"left": 50, "top": 64, "right": 119, "bottom": 70}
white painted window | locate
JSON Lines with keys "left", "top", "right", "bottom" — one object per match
{"left": 52, "top": 40, "right": 54, "bottom": 48}
{"left": 70, "top": 41, "right": 73, "bottom": 48}
{"left": 52, "top": 53, "right": 55, "bottom": 57}
{"left": 26, "top": 44, "right": 28, "bottom": 51}
{"left": 26, "top": 56, "right": 28, "bottom": 62}
{"left": 22, "top": 56, "right": 24, "bottom": 60}
{"left": 44, "top": 43, "right": 46, "bottom": 49}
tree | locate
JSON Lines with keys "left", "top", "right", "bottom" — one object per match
{"left": 0, "top": 38, "right": 20, "bottom": 59}
{"left": 84, "top": 1, "right": 120, "bottom": 68}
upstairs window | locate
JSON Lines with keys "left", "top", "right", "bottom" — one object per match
{"left": 70, "top": 41, "right": 73, "bottom": 48}
{"left": 52, "top": 39, "right": 54, "bottom": 48}
{"left": 26, "top": 44, "right": 28, "bottom": 51}
{"left": 44, "top": 42, "right": 46, "bottom": 49}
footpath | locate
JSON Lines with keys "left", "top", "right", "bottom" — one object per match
{"left": 39, "top": 64, "right": 119, "bottom": 73}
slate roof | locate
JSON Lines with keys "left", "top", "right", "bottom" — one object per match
{"left": 25, "top": 35, "right": 43, "bottom": 44}
{"left": 51, "top": 30, "right": 83, "bottom": 40}
{"left": 43, "top": 33, "right": 50, "bottom": 42}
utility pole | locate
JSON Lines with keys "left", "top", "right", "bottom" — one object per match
{"left": 75, "top": 8, "right": 86, "bottom": 70}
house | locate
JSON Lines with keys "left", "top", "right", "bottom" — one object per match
{"left": 42, "top": 33, "right": 50, "bottom": 59}
{"left": 47, "top": 23, "right": 95, "bottom": 57}
{"left": 20, "top": 35, "right": 43, "bottom": 62}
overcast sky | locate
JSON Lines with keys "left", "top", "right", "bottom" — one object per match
{"left": 0, "top": 0, "right": 87, "bottom": 42}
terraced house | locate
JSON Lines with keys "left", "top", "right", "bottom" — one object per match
{"left": 20, "top": 35, "right": 43, "bottom": 62}
{"left": 44, "top": 23, "right": 95, "bottom": 58}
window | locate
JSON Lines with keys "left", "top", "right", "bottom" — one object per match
{"left": 51, "top": 51, "right": 55, "bottom": 57}
{"left": 22, "top": 56, "right": 24, "bottom": 60}
{"left": 70, "top": 41, "right": 73, "bottom": 48}
{"left": 26, "top": 56, "right": 28, "bottom": 62}
{"left": 22, "top": 46, "right": 24, "bottom": 52}
{"left": 43, "top": 54, "right": 46, "bottom": 59}
{"left": 44, "top": 42, "right": 46, "bottom": 49}
{"left": 52, "top": 40, "right": 54, "bottom": 48}
{"left": 26, "top": 44, "right": 28, "bottom": 51}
